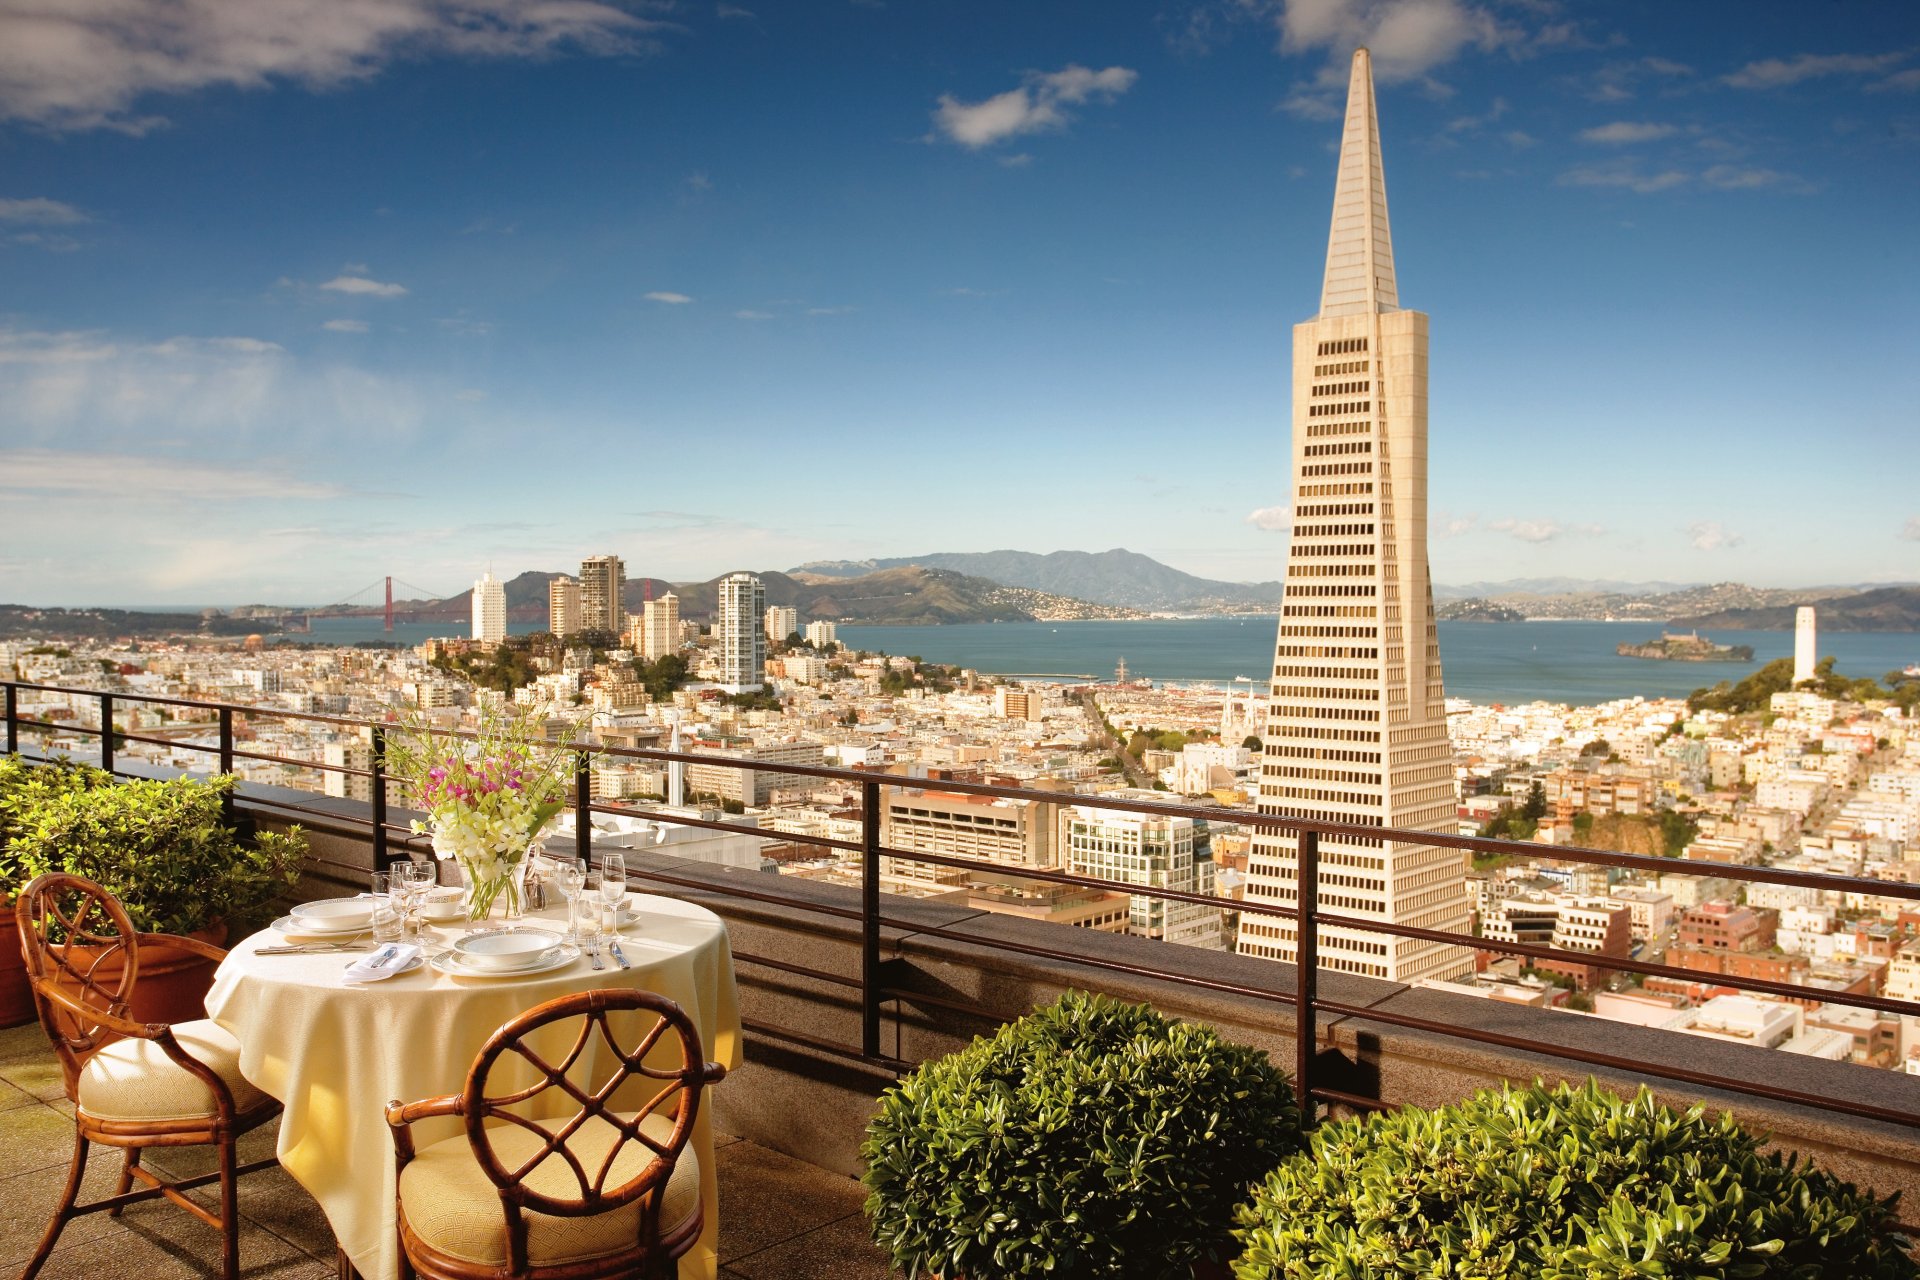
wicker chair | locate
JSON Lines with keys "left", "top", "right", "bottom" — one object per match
{"left": 13, "top": 872, "right": 281, "bottom": 1280}
{"left": 385, "top": 988, "right": 727, "bottom": 1280}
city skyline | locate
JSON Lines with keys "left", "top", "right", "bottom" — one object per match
{"left": 2, "top": 1, "right": 1917, "bottom": 606}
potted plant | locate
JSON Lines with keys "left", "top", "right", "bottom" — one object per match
{"left": 8, "top": 771, "right": 306, "bottom": 1024}
{"left": 1231, "top": 1078, "right": 1919, "bottom": 1279}
{"left": 862, "top": 990, "right": 1303, "bottom": 1280}
{"left": 0, "top": 755, "right": 116, "bottom": 1027}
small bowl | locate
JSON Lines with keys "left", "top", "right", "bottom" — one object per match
{"left": 452, "top": 929, "right": 561, "bottom": 972}
{"left": 421, "top": 888, "right": 465, "bottom": 922}
{"left": 288, "top": 899, "right": 374, "bottom": 931}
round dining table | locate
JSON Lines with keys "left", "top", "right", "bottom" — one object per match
{"left": 206, "top": 893, "right": 741, "bottom": 1280}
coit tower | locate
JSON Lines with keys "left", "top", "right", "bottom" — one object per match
{"left": 1236, "top": 48, "right": 1471, "bottom": 984}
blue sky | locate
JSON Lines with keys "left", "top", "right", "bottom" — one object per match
{"left": 1, "top": 0, "right": 1916, "bottom": 607}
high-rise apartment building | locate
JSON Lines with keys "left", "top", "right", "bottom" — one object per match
{"left": 1238, "top": 48, "right": 1470, "bottom": 984}
{"left": 803, "top": 620, "right": 838, "bottom": 649}
{"left": 641, "top": 592, "right": 680, "bottom": 661}
{"left": 716, "top": 572, "right": 765, "bottom": 693}
{"left": 471, "top": 570, "right": 506, "bottom": 644}
{"left": 1794, "top": 606, "right": 1816, "bottom": 685}
{"left": 1066, "top": 806, "right": 1222, "bottom": 949}
{"left": 549, "top": 575, "right": 581, "bottom": 637}
{"left": 764, "top": 605, "right": 798, "bottom": 646}
{"left": 579, "top": 556, "right": 625, "bottom": 634}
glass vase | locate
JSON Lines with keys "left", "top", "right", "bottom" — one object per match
{"left": 458, "top": 851, "right": 532, "bottom": 922}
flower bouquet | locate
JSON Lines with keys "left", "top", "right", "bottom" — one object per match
{"left": 383, "top": 705, "right": 587, "bottom": 920}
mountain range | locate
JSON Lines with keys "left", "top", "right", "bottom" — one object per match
{"left": 792, "top": 550, "right": 1284, "bottom": 613}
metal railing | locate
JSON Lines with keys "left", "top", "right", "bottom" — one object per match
{"left": 7, "top": 678, "right": 1920, "bottom": 1130}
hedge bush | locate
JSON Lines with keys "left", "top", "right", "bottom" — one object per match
{"left": 8, "top": 772, "right": 305, "bottom": 936}
{"left": 863, "top": 990, "right": 1302, "bottom": 1280}
{"left": 0, "top": 754, "right": 116, "bottom": 890}
{"left": 1232, "top": 1079, "right": 1918, "bottom": 1280}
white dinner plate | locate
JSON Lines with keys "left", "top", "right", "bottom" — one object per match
{"left": 271, "top": 914, "right": 372, "bottom": 939}
{"left": 430, "top": 944, "right": 580, "bottom": 980}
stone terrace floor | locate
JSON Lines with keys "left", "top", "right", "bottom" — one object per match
{"left": 0, "top": 1022, "right": 901, "bottom": 1280}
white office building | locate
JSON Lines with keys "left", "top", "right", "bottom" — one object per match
{"left": 1066, "top": 805, "right": 1222, "bottom": 950}
{"left": 1239, "top": 49, "right": 1470, "bottom": 984}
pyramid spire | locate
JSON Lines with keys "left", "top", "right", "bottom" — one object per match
{"left": 1318, "top": 48, "right": 1398, "bottom": 317}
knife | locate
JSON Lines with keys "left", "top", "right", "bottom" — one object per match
{"left": 608, "top": 940, "right": 631, "bottom": 970}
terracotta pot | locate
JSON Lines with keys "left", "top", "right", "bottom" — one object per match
{"left": 47, "top": 924, "right": 227, "bottom": 1028}
{"left": 0, "top": 903, "right": 32, "bottom": 1030}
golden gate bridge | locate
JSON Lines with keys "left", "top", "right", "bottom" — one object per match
{"left": 300, "top": 576, "right": 455, "bottom": 632}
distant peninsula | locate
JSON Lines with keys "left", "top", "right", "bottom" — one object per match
{"left": 1669, "top": 586, "right": 1920, "bottom": 633}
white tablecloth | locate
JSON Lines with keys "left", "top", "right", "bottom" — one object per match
{"left": 207, "top": 894, "right": 741, "bottom": 1280}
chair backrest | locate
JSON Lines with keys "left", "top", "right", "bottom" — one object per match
{"left": 462, "top": 987, "right": 715, "bottom": 1240}
{"left": 14, "top": 873, "right": 141, "bottom": 1095}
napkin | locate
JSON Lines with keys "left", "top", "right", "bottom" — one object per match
{"left": 342, "top": 943, "right": 420, "bottom": 985}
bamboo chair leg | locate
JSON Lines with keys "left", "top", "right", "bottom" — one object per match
{"left": 219, "top": 1136, "right": 241, "bottom": 1280}
{"left": 21, "top": 1129, "right": 92, "bottom": 1280}
{"left": 110, "top": 1147, "right": 142, "bottom": 1215}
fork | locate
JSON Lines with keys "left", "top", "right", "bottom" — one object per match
{"left": 585, "top": 936, "right": 605, "bottom": 971}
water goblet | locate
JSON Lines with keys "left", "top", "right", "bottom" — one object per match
{"left": 397, "top": 860, "right": 437, "bottom": 939}
{"left": 369, "top": 874, "right": 404, "bottom": 944}
{"left": 598, "top": 853, "right": 627, "bottom": 926}
{"left": 550, "top": 857, "right": 586, "bottom": 944}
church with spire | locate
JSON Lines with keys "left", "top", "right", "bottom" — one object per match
{"left": 1236, "top": 49, "right": 1471, "bottom": 984}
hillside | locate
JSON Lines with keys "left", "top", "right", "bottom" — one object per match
{"left": 1670, "top": 585, "right": 1920, "bottom": 632}
{"left": 792, "top": 549, "right": 1285, "bottom": 612}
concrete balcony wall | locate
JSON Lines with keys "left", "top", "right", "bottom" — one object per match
{"left": 106, "top": 776, "right": 1920, "bottom": 1218}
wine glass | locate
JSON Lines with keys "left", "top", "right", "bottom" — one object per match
{"left": 550, "top": 857, "right": 586, "bottom": 944}
{"left": 598, "top": 853, "right": 627, "bottom": 932}
{"left": 397, "top": 860, "right": 437, "bottom": 938}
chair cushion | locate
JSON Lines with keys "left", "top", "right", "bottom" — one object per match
{"left": 76, "top": 1018, "right": 269, "bottom": 1122}
{"left": 399, "top": 1111, "right": 701, "bottom": 1268}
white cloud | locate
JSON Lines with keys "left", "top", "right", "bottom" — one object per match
{"left": 0, "top": 448, "right": 344, "bottom": 501}
{"left": 320, "top": 274, "right": 407, "bottom": 297}
{"left": 1724, "top": 52, "right": 1906, "bottom": 90}
{"left": 322, "top": 318, "right": 370, "bottom": 333}
{"left": 1686, "top": 520, "right": 1744, "bottom": 551}
{"left": 1275, "top": 0, "right": 1518, "bottom": 84}
{"left": 806, "top": 306, "right": 855, "bottom": 316}
{"left": 1559, "top": 162, "right": 1689, "bottom": 194}
{"left": 1579, "top": 121, "right": 1677, "bottom": 144}
{"left": 1900, "top": 517, "right": 1920, "bottom": 542}
{"left": 1246, "top": 504, "right": 1292, "bottom": 532}
{"left": 644, "top": 291, "right": 693, "bottom": 304}
{"left": 1432, "top": 512, "right": 1477, "bottom": 538}
{"left": 0, "top": 0, "right": 667, "bottom": 133}
{"left": 933, "top": 64, "right": 1137, "bottom": 149}
{"left": 1870, "top": 68, "right": 1920, "bottom": 94}
{"left": 0, "top": 324, "right": 425, "bottom": 444}
{"left": 734, "top": 309, "right": 773, "bottom": 321}
{"left": 1488, "top": 517, "right": 1563, "bottom": 543}
{"left": 0, "top": 196, "right": 89, "bottom": 224}
{"left": 1702, "top": 164, "right": 1806, "bottom": 192}
{"left": 1279, "top": 87, "right": 1342, "bottom": 119}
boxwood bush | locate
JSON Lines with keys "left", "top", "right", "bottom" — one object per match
{"left": 1232, "top": 1079, "right": 1918, "bottom": 1280}
{"left": 863, "top": 990, "right": 1302, "bottom": 1280}
{"left": 8, "top": 772, "right": 305, "bottom": 936}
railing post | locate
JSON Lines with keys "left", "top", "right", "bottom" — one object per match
{"left": 1294, "top": 828, "right": 1320, "bottom": 1121}
{"left": 370, "top": 725, "right": 389, "bottom": 874}
{"left": 575, "top": 759, "right": 592, "bottom": 867}
{"left": 861, "top": 776, "right": 883, "bottom": 1059}
{"left": 99, "top": 692, "right": 114, "bottom": 774}
{"left": 4, "top": 683, "right": 16, "bottom": 756}
{"left": 218, "top": 706, "right": 235, "bottom": 824}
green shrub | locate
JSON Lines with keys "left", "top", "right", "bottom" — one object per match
{"left": 0, "top": 755, "right": 116, "bottom": 892}
{"left": 863, "top": 990, "right": 1302, "bottom": 1280}
{"left": 1232, "top": 1079, "right": 1918, "bottom": 1280}
{"left": 8, "top": 773, "right": 306, "bottom": 936}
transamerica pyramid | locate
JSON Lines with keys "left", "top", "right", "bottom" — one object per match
{"left": 1237, "top": 48, "right": 1471, "bottom": 984}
